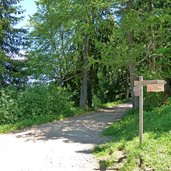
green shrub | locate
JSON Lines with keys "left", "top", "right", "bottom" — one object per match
{"left": 144, "top": 92, "right": 164, "bottom": 110}
{"left": 17, "top": 85, "right": 76, "bottom": 119}
{"left": 0, "top": 85, "right": 77, "bottom": 124}
{"left": 17, "top": 86, "right": 50, "bottom": 119}
{"left": 92, "top": 95, "right": 102, "bottom": 108}
{"left": 0, "top": 88, "right": 18, "bottom": 123}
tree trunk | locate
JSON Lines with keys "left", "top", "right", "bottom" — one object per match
{"left": 164, "top": 78, "right": 171, "bottom": 100}
{"left": 127, "top": 32, "right": 138, "bottom": 109}
{"left": 129, "top": 63, "right": 138, "bottom": 109}
{"left": 79, "top": 35, "right": 89, "bottom": 110}
{"left": 125, "top": 72, "right": 130, "bottom": 99}
{"left": 88, "top": 78, "right": 93, "bottom": 107}
{"left": 126, "top": 6, "right": 138, "bottom": 109}
{"left": 79, "top": 69, "right": 88, "bottom": 109}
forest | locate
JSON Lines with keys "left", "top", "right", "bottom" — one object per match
{"left": 1, "top": 0, "right": 170, "bottom": 124}
{"left": 0, "top": 0, "right": 171, "bottom": 170}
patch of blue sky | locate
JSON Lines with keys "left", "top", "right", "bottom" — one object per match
{"left": 16, "top": 0, "right": 37, "bottom": 28}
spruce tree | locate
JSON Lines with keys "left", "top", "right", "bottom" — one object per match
{"left": 0, "top": 0, "right": 27, "bottom": 87}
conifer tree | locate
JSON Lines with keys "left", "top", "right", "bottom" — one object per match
{"left": 0, "top": 0, "right": 27, "bottom": 86}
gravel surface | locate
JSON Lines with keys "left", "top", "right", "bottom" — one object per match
{"left": 0, "top": 103, "right": 131, "bottom": 171}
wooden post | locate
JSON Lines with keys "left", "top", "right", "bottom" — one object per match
{"left": 139, "top": 76, "right": 143, "bottom": 146}
{"left": 134, "top": 77, "right": 166, "bottom": 146}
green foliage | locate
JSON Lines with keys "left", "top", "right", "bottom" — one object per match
{"left": 18, "top": 85, "right": 76, "bottom": 119}
{"left": 92, "top": 95, "right": 102, "bottom": 109}
{"left": 94, "top": 0, "right": 171, "bottom": 82}
{"left": 0, "top": 0, "right": 28, "bottom": 87}
{"left": 0, "top": 85, "right": 79, "bottom": 125}
{"left": 144, "top": 92, "right": 165, "bottom": 110}
{"left": 0, "top": 87, "right": 18, "bottom": 124}
{"left": 0, "top": 0, "right": 26, "bottom": 54}
{"left": 94, "top": 100, "right": 171, "bottom": 171}
{"left": 95, "top": 70, "right": 129, "bottom": 103}
{"left": 0, "top": 107, "right": 83, "bottom": 134}
{"left": 28, "top": 0, "right": 117, "bottom": 108}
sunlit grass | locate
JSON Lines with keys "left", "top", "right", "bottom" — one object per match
{"left": 102, "top": 99, "right": 130, "bottom": 108}
{"left": 94, "top": 101, "right": 171, "bottom": 171}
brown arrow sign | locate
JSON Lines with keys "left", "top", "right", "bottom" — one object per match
{"left": 147, "top": 84, "right": 165, "bottom": 92}
{"left": 134, "top": 80, "right": 166, "bottom": 86}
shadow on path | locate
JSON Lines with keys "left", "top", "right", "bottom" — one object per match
{"left": 0, "top": 103, "right": 132, "bottom": 171}
{"left": 14, "top": 104, "right": 132, "bottom": 145}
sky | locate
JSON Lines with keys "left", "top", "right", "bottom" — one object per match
{"left": 14, "top": 0, "right": 37, "bottom": 57}
{"left": 17, "top": 0, "right": 37, "bottom": 27}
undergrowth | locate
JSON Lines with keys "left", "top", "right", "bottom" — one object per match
{"left": 0, "top": 85, "right": 83, "bottom": 133}
{"left": 0, "top": 107, "right": 83, "bottom": 133}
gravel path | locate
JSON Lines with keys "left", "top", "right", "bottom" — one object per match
{"left": 0, "top": 103, "right": 131, "bottom": 171}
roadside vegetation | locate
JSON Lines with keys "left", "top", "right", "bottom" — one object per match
{"left": 0, "top": 85, "right": 126, "bottom": 134}
{"left": 0, "top": 85, "right": 83, "bottom": 133}
{"left": 94, "top": 97, "right": 171, "bottom": 171}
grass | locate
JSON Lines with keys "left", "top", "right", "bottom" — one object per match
{"left": 0, "top": 107, "right": 83, "bottom": 134}
{"left": 94, "top": 99, "right": 171, "bottom": 171}
{"left": 102, "top": 99, "right": 130, "bottom": 108}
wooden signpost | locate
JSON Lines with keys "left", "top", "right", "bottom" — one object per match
{"left": 147, "top": 84, "right": 164, "bottom": 92}
{"left": 133, "top": 86, "right": 141, "bottom": 96}
{"left": 134, "top": 76, "right": 166, "bottom": 146}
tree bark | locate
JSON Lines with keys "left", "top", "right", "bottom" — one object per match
{"left": 129, "top": 63, "right": 138, "bottom": 109}
{"left": 125, "top": 71, "right": 130, "bottom": 99}
{"left": 88, "top": 78, "right": 93, "bottom": 107}
{"left": 79, "top": 35, "right": 89, "bottom": 110}
{"left": 164, "top": 78, "right": 171, "bottom": 99}
{"left": 127, "top": 31, "right": 138, "bottom": 109}
{"left": 79, "top": 69, "right": 88, "bottom": 109}
{"left": 126, "top": 0, "right": 138, "bottom": 109}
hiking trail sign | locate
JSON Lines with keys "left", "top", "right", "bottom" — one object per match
{"left": 134, "top": 76, "right": 166, "bottom": 146}
{"left": 147, "top": 84, "right": 164, "bottom": 92}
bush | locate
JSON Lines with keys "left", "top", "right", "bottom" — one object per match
{"left": 0, "top": 87, "right": 18, "bottom": 124}
{"left": 17, "top": 85, "right": 76, "bottom": 119}
{"left": 144, "top": 92, "right": 164, "bottom": 110}
{"left": 48, "top": 86, "right": 75, "bottom": 117}
{"left": 17, "top": 86, "right": 50, "bottom": 119}
{"left": 92, "top": 95, "right": 102, "bottom": 108}
{"left": 0, "top": 85, "right": 77, "bottom": 124}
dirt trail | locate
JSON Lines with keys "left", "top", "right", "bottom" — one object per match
{"left": 0, "top": 103, "right": 131, "bottom": 171}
